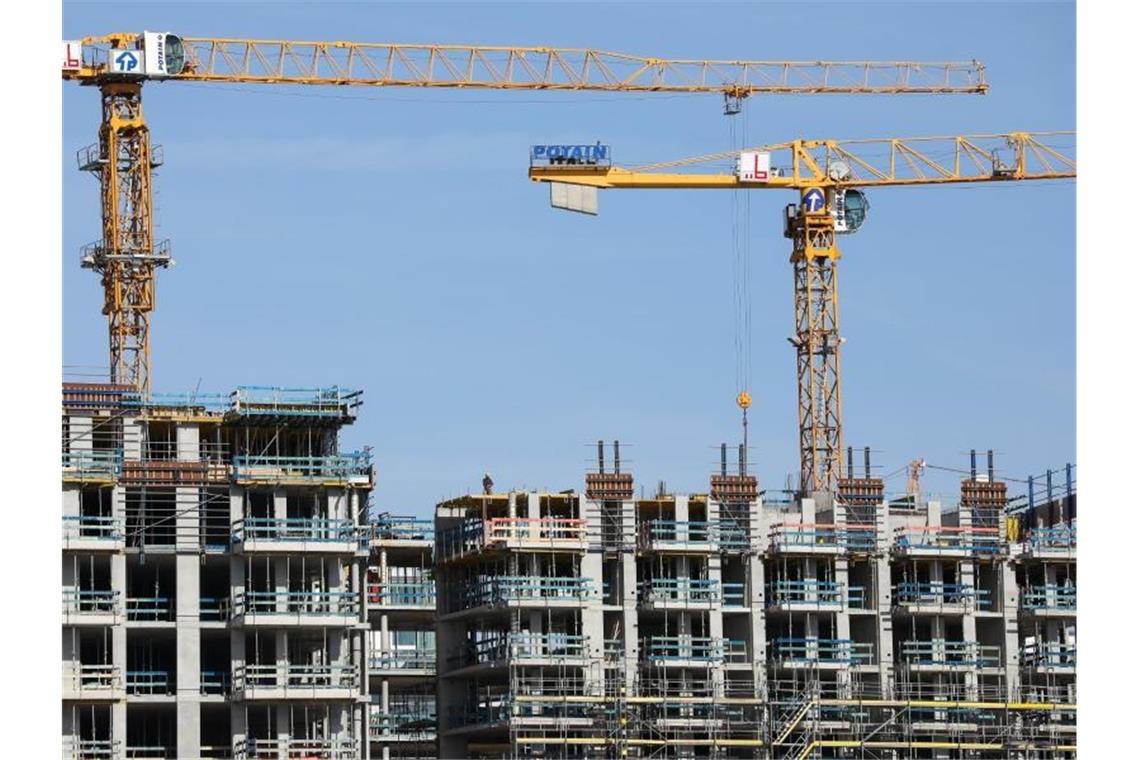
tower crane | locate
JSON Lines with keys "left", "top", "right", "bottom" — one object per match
{"left": 62, "top": 31, "right": 988, "bottom": 393}
{"left": 527, "top": 131, "right": 1076, "bottom": 494}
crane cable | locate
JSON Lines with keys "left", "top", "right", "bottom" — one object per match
{"left": 729, "top": 109, "right": 753, "bottom": 467}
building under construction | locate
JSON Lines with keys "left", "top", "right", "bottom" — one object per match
{"left": 432, "top": 443, "right": 1076, "bottom": 759}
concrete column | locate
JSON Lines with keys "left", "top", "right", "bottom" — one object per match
{"left": 69, "top": 417, "right": 93, "bottom": 453}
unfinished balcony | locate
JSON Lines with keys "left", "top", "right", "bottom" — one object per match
{"left": 766, "top": 580, "right": 849, "bottom": 612}
{"left": 1020, "top": 584, "right": 1076, "bottom": 617}
{"left": 638, "top": 520, "right": 718, "bottom": 554}
{"left": 893, "top": 526, "right": 1003, "bottom": 558}
{"left": 369, "top": 647, "right": 436, "bottom": 676}
{"left": 62, "top": 736, "right": 120, "bottom": 760}
{"left": 1022, "top": 642, "right": 1076, "bottom": 674}
{"left": 235, "top": 662, "right": 359, "bottom": 700}
{"left": 638, "top": 578, "right": 721, "bottom": 610}
{"left": 231, "top": 452, "right": 373, "bottom": 487}
{"left": 1020, "top": 525, "right": 1077, "bottom": 560}
{"left": 243, "top": 737, "right": 357, "bottom": 759}
{"left": 447, "top": 576, "right": 595, "bottom": 617}
{"left": 62, "top": 589, "right": 120, "bottom": 627}
{"left": 486, "top": 517, "right": 588, "bottom": 551}
{"left": 368, "top": 516, "right": 433, "bottom": 548}
{"left": 62, "top": 450, "right": 123, "bottom": 485}
{"left": 767, "top": 523, "right": 876, "bottom": 555}
{"left": 62, "top": 515, "right": 124, "bottom": 552}
{"left": 640, "top": 636, "right": 745, "bottom": 668}
{"left": 63, "top": 663, "right": 122, "bottom": 701}
{"left": 235, "top": 590, "right": 359, "bottom": 627}
{"left": 893, "top": 582, "right": 991, "bottom": 614}
{"left": 232, "top": 517, "right": 362, "bottom": 554}
{"left": 768, "top": 637, "right": 872, "bottom": 670}
{"left": 126, "top": 670, "right": 175, "bottom": 699}
{"left": 370, "top": 703, "right": 437, "bottom": 743}
{"left": 897, "top": 640, "right": 1001, "bottom": 673}
{"left": 367, "top": 580, "right": 436, "bottom": 613}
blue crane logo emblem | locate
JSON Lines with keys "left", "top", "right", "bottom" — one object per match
{"left": 114, "top": 51, "right": 139, "bottom": 72}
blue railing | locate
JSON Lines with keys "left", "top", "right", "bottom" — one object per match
{"left": 894, "top": 526, "right": 1003, "bottom": 555}
{"left": 769, "top": 524, "right": 876, "bottom": 552}
{"left": 126, "top": 670, "right": 173, "bottom": 695}
{"left": 766, "top": 580, "right": 844, "bottom": 607}
{"left": 370, "top": 581, "right": 435, "bottom": 607}
{"left": 639, "top": 578, "right": 720, "bottom": 604}
{"left": 1026, "top": 526, "right": 1076, "bottom": 552}
{"left": 231, "top": 385, "right": 362, "bottom": 417}
{"left": 638, "top": 519, "right": 750, "bottom": 551}
{"left": 239, "top": 663, "right": 358, "bottom": 690}
{"left": 126, "top": 597, "right": 173, "bottom": 622}
{"left": 241, "top": 590, "right": 358, "bottom": 616}
{"left": 370, "top": 649, "right": 436, "bottom": 671}
{"left": 1020, "top": 584, "right": 1076, "bottom": 610}
{"left": 232, "top": 452, "right": 372, "bottom": 482}
{"left": 761, "top": 490, "right": 798, "bottom": 506}
{"left": 894, "top": 582, "right": 990, "bottom": 609}
{"left": 201, "top": 669, "right": 232, "bottom": 695}
{"left": 770, "top": 637, "right": 872, "bottom": 665}
{"left": 63, "top": 588, "right": 119, "bottom": 614}
{"left": 464, "top": 576, "right": 594, "bottom": 607}
{"left": 370, "top": 710, "right": 437, "bottom": 737}
{"left": 642, "top": 636, "right": 739, "bottom": 662}
{"left": 899, "top": 640, "right": 1001, "bottom": 668}
{"left": 371, "top": 517, "right": 433, "bottom": 542}
{"left": 62, "top": 515, "right": 124, "bottom": 541}
{"left": 1023, "top": 642, "right": 1076, "bottom": 668}
{"left": 437, "top": 517, "right": 485, "bottom": 560}
{"left": 722, "top": 582, "right": 746, "bottom": 607}
{"left": 235, "top": 517, "right": 360, "bottom": 543}
{"left": 199, "top": 597, "right": 231, "bottom": 621}
{"left": 62, "top": 450, "right": 123, "bottom": 478}
{"left": 848, "top": 585, "right": 867, "bottom": 609}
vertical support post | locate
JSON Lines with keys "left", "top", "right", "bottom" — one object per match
{"left": 613, "top": 440, "right": 621, "bottom": 474}
{"left": 987, "top": 450, "right": 995, "bottom": 481}
{"left": 597, "top": 440, "right": 605, "bottom": 474}
{"left": 738, "top": 444, "right": 746, "bottom": 477}
{"left": 970, "top": 449, "right": 977, "bottom": 481}
{"left": 863, "top": 446, "right": 871, "bottom": 479}
{"left": 1028, "top": 476, "right": 1035, "bottom": 511}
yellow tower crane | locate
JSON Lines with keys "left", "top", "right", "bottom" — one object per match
{"left": 63, "top": 31, "right": 988, "bottom": 393}
{"left": 527, "top": 132, "right": 1076, "bottom": 494}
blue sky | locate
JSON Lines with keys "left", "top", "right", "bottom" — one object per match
{"left": 62, "top": 1, "right": 1075, "bottom": 515}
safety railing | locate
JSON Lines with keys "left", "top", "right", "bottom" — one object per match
{"left": 125, "top": 597, "right": 174, "bottom": 622}
{"left": 242, "top": 738, "right": 357, "bottom": 759}
{"left": 135, "top": 391, "right": 229, "bottom": 413}
{"left": 368, "top": 580, "right": 435, "bottom": 608}
{"left": 893, "top": 582, "right": 990, "bottom": 609}
{"left": 370, "top": 517, "right": 433, "bottom": 543}
{"left": 1022, "top": 642, "right": 1076, "bottom": 668}
{"left": 894, "top": 525, "right": 1003, "bottom": 555}
{"left": 722, "top": 582, "right": 746, "bottom": 607}
{"left": 230, "top": 385, "right": 362, "bottom": 417}
{"left": 201, "top": 669, "right": 232, "bottom": 695}
{"left": 199, "top": 596, "right": 231, "bottom": 622}
{"left": 451, "top": 692, "right": 512, "bottom": 727}
{"left": 369, "top": 649, "right": 436, "bottom": 671}
{"left": 768, "top": 523, "right": 877, "bottom": 552}
{"left": 63, "top": 737, "right": 119, "bottom": 760}
{"left": 125, "top": 745, "right": 173, "bottom": 759}
{"left": 639, "top": 577, "right": 721, "bottom": 605}
{"left": 485, "top": 517, "right": 588, "bottom": 546}
{"left": 637, "top": 520, "right": 752, "bottom": 551}
{"left": 1025, "top": 525, "right": 1076, "bottom": 552}
{"left": 1020, "top": 584, "right": 1076, "bottom": 610}
{"left": 898, "top": 640, "right": 1001, "bottom": 668}
{"left": 435, "top": 517, "right": 485, "bottom": 561}
{"left": 62, "top": 449, "right": 124, "bottom": 479}
{"left": 232, "top": 452, "right": 372, "bottom": 483}
{"left": 641, "top": 636, "right": 736, "bottom": 662}
{"left": 63, "top": 588, "right": 119, "bottom": 616}
{"left": 769, "top": 637, "right": 873, "bottom": 665}
{"left": 604, "top": 638, "right": 623, "bottom": 660}
{"left": 233, "top": 517, "right": 360, "bottom": 544}
{"left": 508, "top": 632, "right": 589, "bottom": 660}
{"left": 462, "top": 576, "right": 594, "bottom": 608}
{"left": 63, "top": 515, "right": 124, "bottom": 543}
{"left": 236, "top": 663, "right": 358, "bottom": 691}
{"left": 766, "top": 579, "right": 845, "bottom": 608}
{"left": 69, "top": 663, "right": 121, "bottom": 692}
{"left": 126, "top": 670, "right": 173, "bottom": 695}
{"left": 239, "top": 590, "right": 358, "bottom": 617}
{"left": 369, "top": 710, "right": 437, "bottom": 739}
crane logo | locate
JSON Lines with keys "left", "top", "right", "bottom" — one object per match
{"left": 112, "top": 50, "right": 141, "bottom": 74}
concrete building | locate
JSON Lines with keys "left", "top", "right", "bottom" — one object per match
{"left": 432, "top": 444, "right": 1077, "bottom": 759}
{"left": 366, "top": 516, "right": 437, "bottom": 759}
{"left": 62, "top": 383, "right": 373, "bottom": 759}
